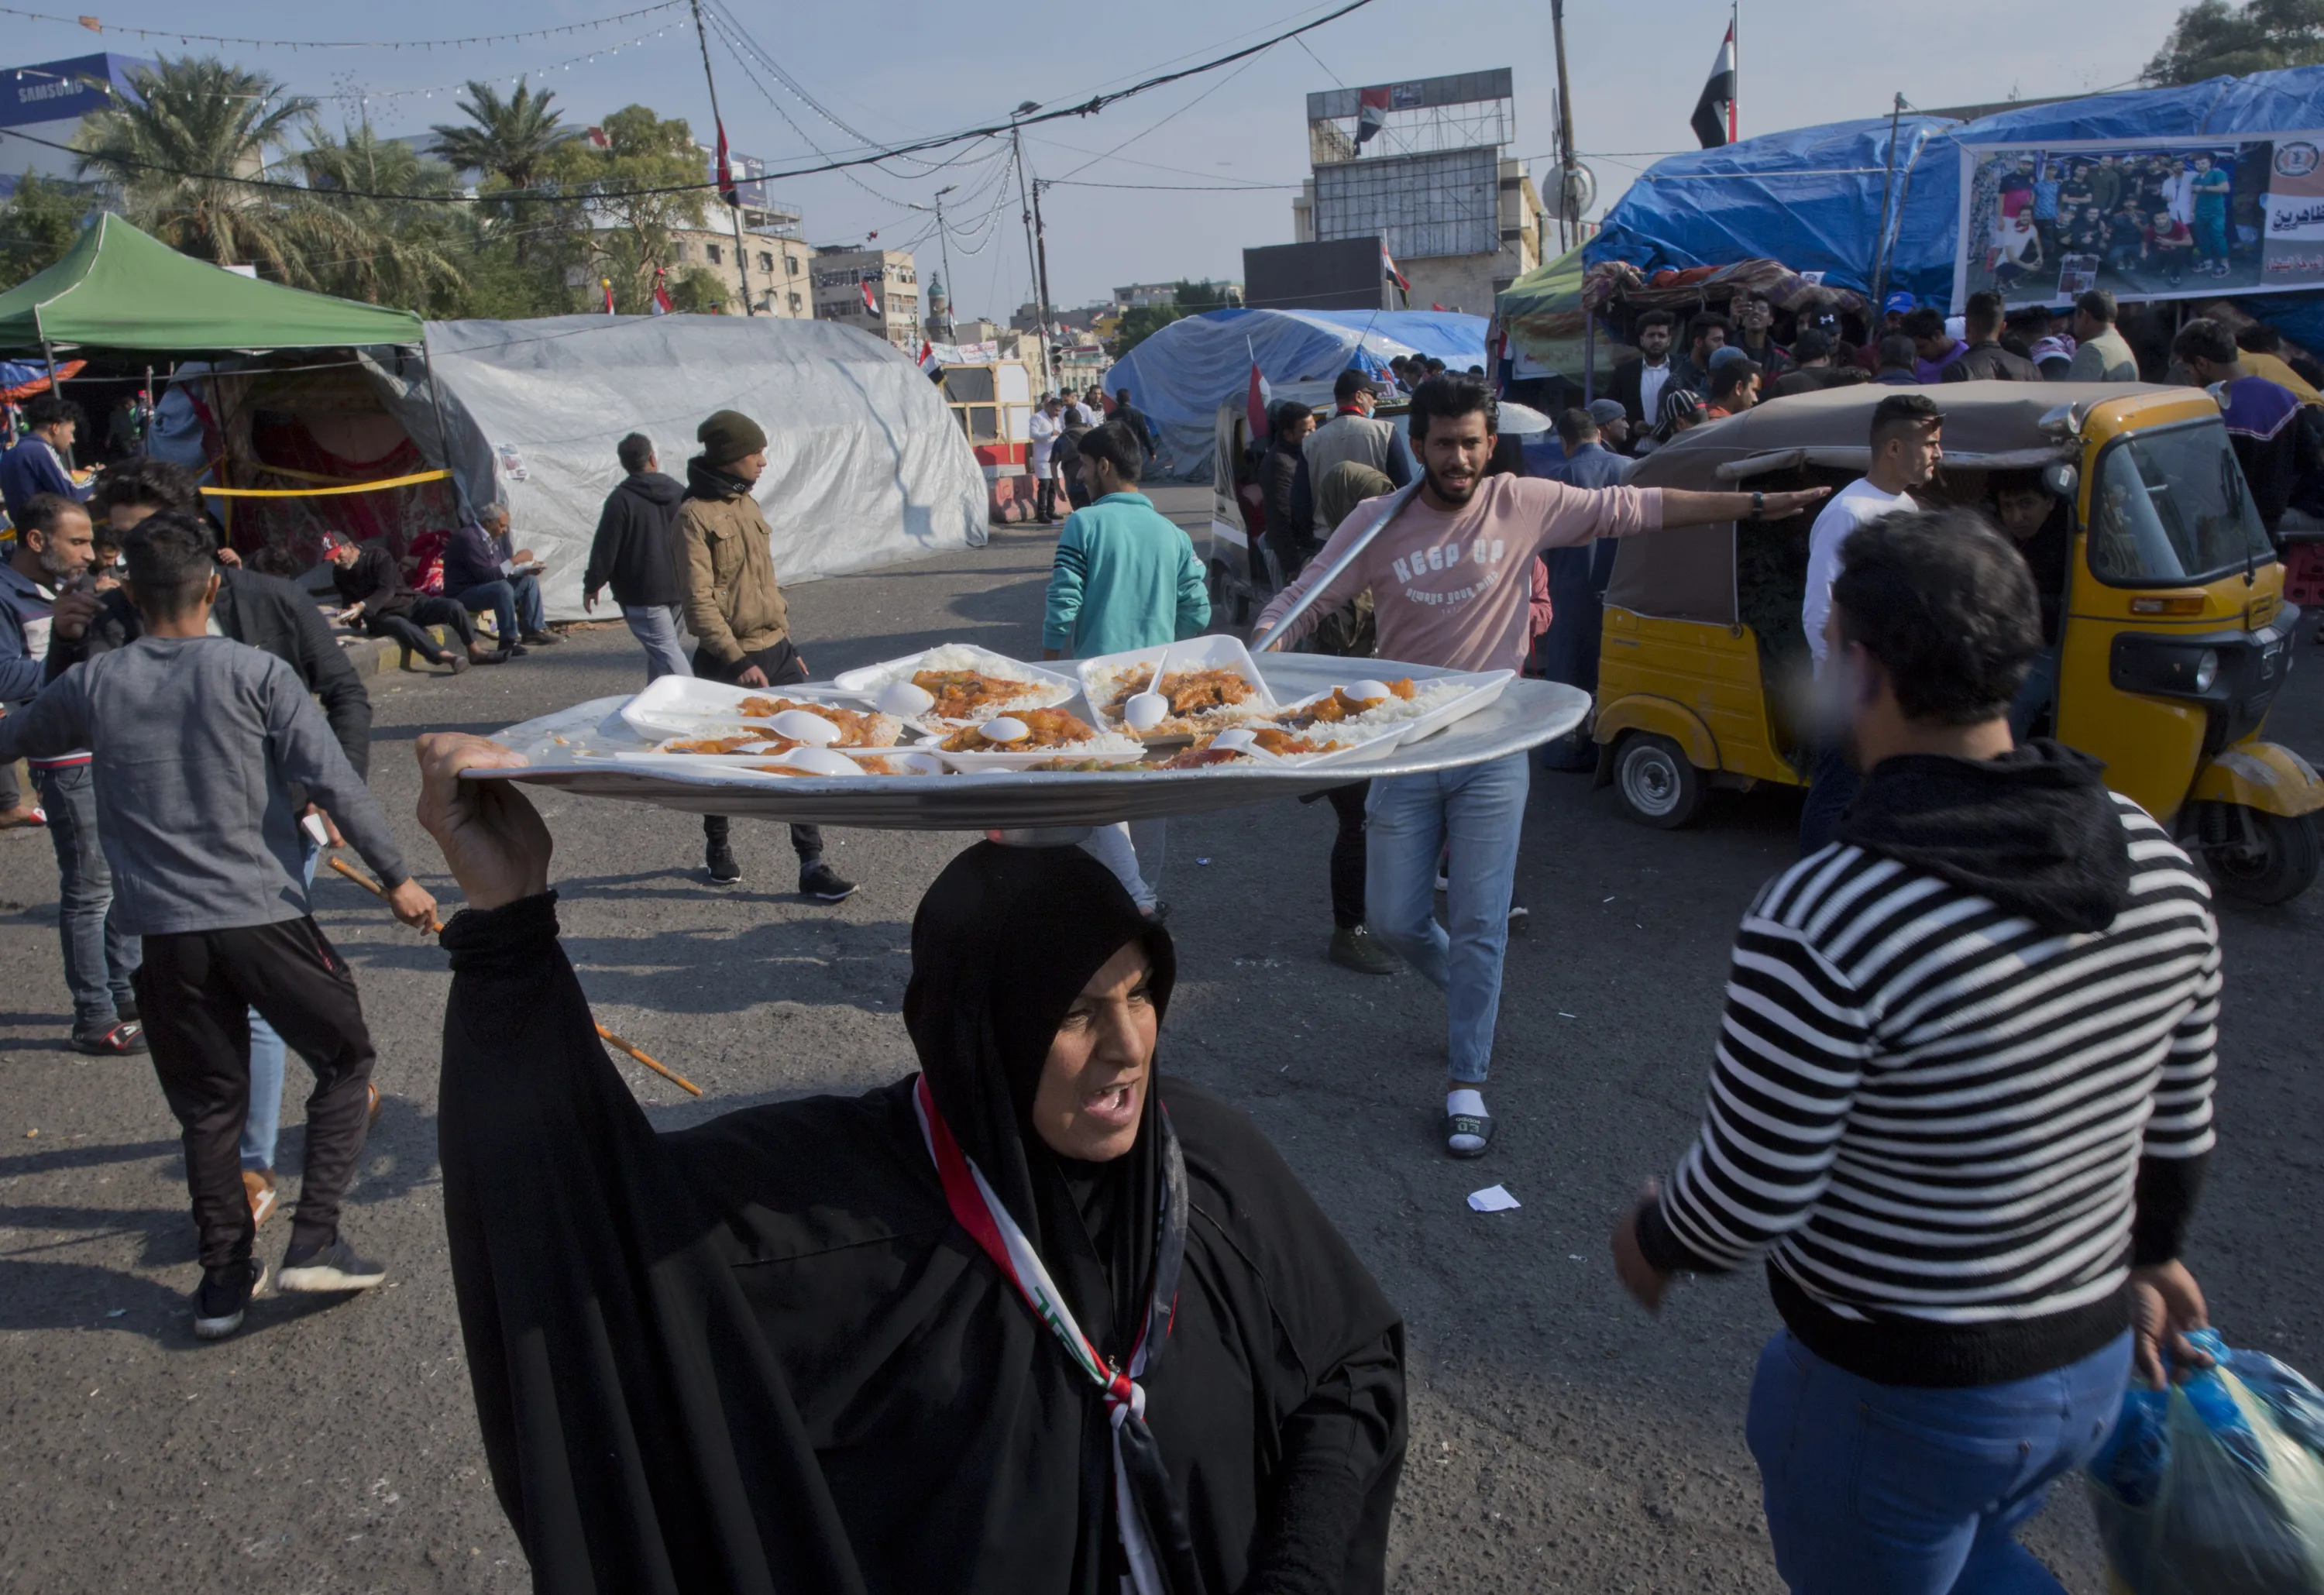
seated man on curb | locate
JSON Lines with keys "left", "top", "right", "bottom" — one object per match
{"left": 323, "top": 531, "right": 499, "bottom": 672}
{"left": 443, "top": 504, "right": 559, "bottom": 655}
{"left": 1613, "top": 508, "right": 2219, "bottom": 1594}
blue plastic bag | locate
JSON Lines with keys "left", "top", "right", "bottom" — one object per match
{"left": 2086, "top": 1329, "right": 2324, "bottom": 1593}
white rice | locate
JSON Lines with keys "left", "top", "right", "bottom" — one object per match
{"left": 872, "top": 645, "right": 1074, "bottom": 720}
{"left": 1290, "top": 678, "right": 1469, "bottom": 733}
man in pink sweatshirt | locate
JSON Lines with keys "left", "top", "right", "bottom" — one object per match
{"left": 1257, "top": 373, "right": 1824, "bottom": 1157}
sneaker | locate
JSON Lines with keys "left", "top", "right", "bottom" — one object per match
{"left": 520, "top": 629, "right": 562, "bottom": 647}
{"left": 443, "top": 651, "right": 471, "bottom": 675}
{"left": 243, "top": 1168, "right": 279, "bottom": 1229}
{"left": 799, "top": 859, "right": 857, "bottom": 902}
{"left": 277, "top": 1236, "right": 388, "bottom": 1293}
{"left": 1328, "top": 923, "right": 1398, "bottom": 975}
{"left": 70, "top": 1020, "right": 146, "bottom": 1055}
{"left": 504, "top": 644, "right": 531, "bottom": 659}
{"left": 193, "top": 1258, "right": 266, "bottom": 1340}
{"left": 1434, "top": 871, "right": 1449, "bottom": 893}
{"left": 1507, "top": 903, "right": 1531, "bottom": 934}
{"left": 706, "top": 840, "right": 742, "bottom": 885}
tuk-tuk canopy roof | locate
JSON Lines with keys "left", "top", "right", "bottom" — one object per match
{"left": 0, "top": 213, "right": 425, "bottom": 354}
{"left": 1608, "top": 379, "right": 2185, "bottom": 626}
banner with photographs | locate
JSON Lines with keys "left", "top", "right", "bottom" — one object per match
{"left": 1954, "top": 133, "right": 2324, "bottom": 309}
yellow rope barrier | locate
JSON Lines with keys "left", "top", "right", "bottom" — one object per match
{"left": 197, "top": 468, "right": 453, "bottom": 500}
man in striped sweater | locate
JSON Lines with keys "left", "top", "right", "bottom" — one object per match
{"left": 1612, "top": 508, "right": 2219, "bottom": 1593}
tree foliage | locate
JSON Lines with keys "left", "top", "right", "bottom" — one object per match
{"left": 297, "top": 122, "right": 471, "bottom": 315}
{"left": 429, "top": 81, "right": 580, "bottom": 267}
{"left": 0, "top": 175, "right": 90, "bottom": 287}
{"left": 1105, "top": 280, "right": 1243, "bottom": 358}
{"left": 563, "top": 105, "right": 723, "bottom": 315}
{"left": 2147, "top": 0, "right": 2324, "bottom": 83}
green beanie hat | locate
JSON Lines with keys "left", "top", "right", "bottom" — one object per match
{"left": 696, "top": 409, "right": 768, "bottom": 467}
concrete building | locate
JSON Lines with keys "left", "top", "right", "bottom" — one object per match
{"left": 666, "top": 204, "right": 812, "bottom": 318}
{"left": 810, "top": 246, "right": 921, "bottom": 349}
{"left": 1288, "top": 69, "right": 1542, "bottom": 315}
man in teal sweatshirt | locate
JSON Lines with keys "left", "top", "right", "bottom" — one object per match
{"left": 1038, "top": 419, "right": 1210, "bottom": 915}
{"left": 1040, "top": 420, "right": 1209, "bottom": 661}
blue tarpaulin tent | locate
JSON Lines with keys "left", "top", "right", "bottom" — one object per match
{"left": 1587, "top": 64, "right": 2324, "bottom": 315}
{"left": 1104, "top": 307, "right": 1487, "bottom": 476}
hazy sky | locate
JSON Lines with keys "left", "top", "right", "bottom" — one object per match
{"left": 12, "top": 0, "right": 2195, "bottom": 313}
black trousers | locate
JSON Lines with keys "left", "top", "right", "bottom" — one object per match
{"left": 695, "top": 639, "right": 824, "bottom": 862}
{"left": 134, "top": 917, "right": 378, "bottom": 1268}
{"left": 1326, "top": 782, "right": 1370, "bottom": 930}
{"left": 370, "top": 596, "right": 477, "bottom": 662}
{"left": 1035, "top": 475, "right": 1057, "bottom": 521}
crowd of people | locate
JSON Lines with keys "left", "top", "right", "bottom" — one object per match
{"left": 1025, "top": 383, "right": 1154, "bottom": 524}
{"left": 0, "top": 343, "right": 2259, "bottom": 1593}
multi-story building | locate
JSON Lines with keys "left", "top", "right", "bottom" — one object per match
{"left": 810, "top": 246, "right": 921, "bottom": 350}
{"left": 1286, "top": 69, "right": 1542, "bottom": 315}
{"left": 664, "top": 151, "right": 811, "bottom": 316}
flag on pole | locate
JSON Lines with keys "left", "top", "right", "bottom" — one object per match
{"left": 1691, "top": 24, "right": 1736, "bottom": 149}
{"left": 602, "top": 278, "right": 616, "bottom": 315}
{"left": 714, "top": 120, "right": 740, "bottom": 208}
{"left": 861, "top": 278, "right": 880, "bottom": 317}
{"left": 1380, "top": 241, "right": 1410, "bottom": 308}
{"left": 1355, "top": 84, "right": 1391, "bottom": 147}
{"left": 1245, "top": 336, "right": 1271, "bottom": 439}
{"left": 651, "top": 266, "right": 672, "bottom": 315}
{"left": 918, "top": 339, "right": 942, "bottom": 376}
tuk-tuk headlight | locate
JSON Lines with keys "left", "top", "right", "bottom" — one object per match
{"left": 2193, "top": 650, "right": 2220, "bottom": 693}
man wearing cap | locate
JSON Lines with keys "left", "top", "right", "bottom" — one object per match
{"left": 1583, "top": 397, "right": 1633, "bottom": 455}
{"left": 678, "top": 409, "right": 858, "bottom": 902}
{"left": 1301, "top": 370, "right": 1415, "bottom": 535}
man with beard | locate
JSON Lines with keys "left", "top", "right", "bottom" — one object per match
{"left": 1255, "top": 375, "right": 1828, "bottom": 1157}
{"left": 1609, "top": 311, "right": 1680, "bottom": 428}
{"left": 1798, "top": 394, "right": 1944, "bottom": 853}
{"left": 0, "top": 494, "right": 143, "bottom": 1055}
{"left": 679, "top": 409, "right": 858, "bottom": 902}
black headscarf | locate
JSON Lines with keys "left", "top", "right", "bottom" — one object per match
{"left": 908, "top": 842, "right": 1171, "bottom": 1355}
{"left": 438, "top": 845, "right": 1407, "bottom": 1595}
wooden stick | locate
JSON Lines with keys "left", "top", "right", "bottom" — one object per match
{"left": 326, "top": 856, "right": 703, "bottom": 1097}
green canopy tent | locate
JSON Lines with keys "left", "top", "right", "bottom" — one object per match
{"left": 0, "top": 214, "right": 459, "bottom": 519}
{"left": 0, "top": 211, "right": 424, "bottom": 355}
{"left": 1494, "top": 243, "right": 1589, "bottom": 385}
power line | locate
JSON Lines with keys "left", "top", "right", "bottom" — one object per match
{"left": 0, "top": 1, "right": 687, "bottom": 51}
{"left": 0, "top": 0, "right": 1379, "bottom": 207}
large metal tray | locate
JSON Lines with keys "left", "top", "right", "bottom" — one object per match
{"left": 467, "top": 655, "right": 1589, "bottom": 831}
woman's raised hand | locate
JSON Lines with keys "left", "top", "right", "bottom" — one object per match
{"left": 415, "top": 734, "right": 552, "bottom": 913}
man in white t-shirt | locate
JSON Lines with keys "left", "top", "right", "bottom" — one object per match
{"left": 1797, "top": 392, "right": 1944, "bottom": 852}
{"left": 1027, "top": 397, "right": 1064, "bottom": 524}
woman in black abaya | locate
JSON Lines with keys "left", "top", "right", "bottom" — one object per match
{"left": 418, "top": 734, "right": 1407, "bottom": 1595}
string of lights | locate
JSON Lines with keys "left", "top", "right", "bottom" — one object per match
{"left": 0, "top": 1, "right": 686, "bottom": 52}
{"left": 318, "top": 22, "right": 684, "bottom": 108}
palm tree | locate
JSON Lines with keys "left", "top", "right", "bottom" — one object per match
{"left": 297, "top": 121, "right": 471, "bottom": 313}
{"left": 428, "top": 81, "right": 576, "bottom": 191}
{"left": 74, "top": 56, "right": 324, "bottom": 280}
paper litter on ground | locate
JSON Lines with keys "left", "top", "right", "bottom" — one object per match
{"left": 1467, "top": 1184, "right": 1521, "bottom": 1213}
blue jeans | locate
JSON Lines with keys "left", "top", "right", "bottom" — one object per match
{"left": 456, "top": 572, "right": 543, "bottom": 644}
{"left": 241, "top": 837, "right": 321, "bottom": 1173}
{"left": 1365, "top": 752, "right": 1528, "bottom": 1084}
{"left": 1748, "top": 1329, "right": 2133, "bottom": 1594}
{"left": 36, "top": 764, "right": 140, "bottom": 1033}
{"left": 623, "top": 604, "right": 692, "bottom": 682}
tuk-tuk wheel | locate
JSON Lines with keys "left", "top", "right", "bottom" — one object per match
{"left": 1614, "top": 734, "right": 1705, "bottom": 830}
{"left": 2204, "top": 807, "right": 2321, "bottom": 906}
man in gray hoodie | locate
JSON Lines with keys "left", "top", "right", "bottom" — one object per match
{"left": 0, "top": 510, "right": 435, "bottom": 1340}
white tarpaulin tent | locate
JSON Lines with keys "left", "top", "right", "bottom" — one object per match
{"left": 362, "top": 314, "right": 988, "bottom": 620}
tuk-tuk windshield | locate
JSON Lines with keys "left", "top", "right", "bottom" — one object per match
{"left": 2088, "top": 418, "right": 2278, "bottom": 587}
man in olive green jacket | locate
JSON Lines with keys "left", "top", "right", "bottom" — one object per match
{"left": 678, "top": 410, "right": 857, "bottom": 902}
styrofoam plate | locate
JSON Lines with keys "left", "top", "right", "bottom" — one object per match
{"left": 1270, "top": 670, "right": 1516, "bottom": 753}
{"left": 829, "top": 644, "right": 1079, "bottom": 725}
{"left": 1077, "top": 634, "right": 1280, "bottom": 736}
{"left": 618, "top": 675, "right": 899, "bottom": 740}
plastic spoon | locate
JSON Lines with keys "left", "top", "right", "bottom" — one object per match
{"left": 1122, "top": 647, "right": 1174, "bottom": 733}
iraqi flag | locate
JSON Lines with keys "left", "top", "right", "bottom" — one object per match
{"left": 918, "top": 339, "right": 941, "bottom": 376}
{"left": 1690, "top": 24, "right": 1735, "bottom": 149}
{"left": 1355, "top": 84, "right": 1391, "bottom": 146}
{"left": 861, "top": 279, "right": 880, "bottom": 317}
{"left": 715, "top": 119, "right": 740, "bottom": 207}
{"left": 602, "top": 278, "right": 617, "bottom": 315}
{"left": 651, "top": 266, "right": 672, "bottom": 315}
{"left": 1381, "top": 241, "right": 1410, "bottom": 308}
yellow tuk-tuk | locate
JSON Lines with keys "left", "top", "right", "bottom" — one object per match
{"left": 1597, "top": 380, "right": 2322, "bottom": 904}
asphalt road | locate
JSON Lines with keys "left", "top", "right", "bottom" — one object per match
{"left": 2, "top": 491, "right": 2319, "bottom": 1593}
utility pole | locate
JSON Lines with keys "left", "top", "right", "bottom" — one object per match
{"left": 1030, "top": 177, "right": 1057, "bottom": 392}
{"left": 688, "top": 0, "right": 754, "bottom": 315}
{"left": 1550, "top": 0, "right": 1579, "bottom": 253}
{"left": 1010, "top": 106, "right": 1050, "bottom": 390}
{"left": 1868, "top": 91, "right": 1905, "bottom": 318}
